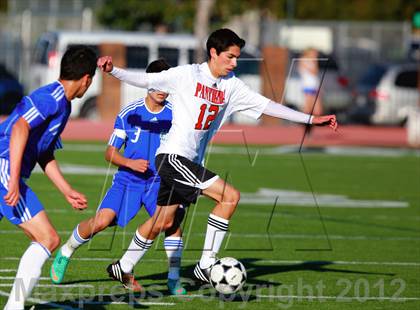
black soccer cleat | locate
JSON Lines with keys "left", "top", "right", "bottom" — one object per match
{"left": 193, "top": 262, "right": 212, "bottom": 283}
{"left": 107, "top": 261, "right": 143, "bottom": 292}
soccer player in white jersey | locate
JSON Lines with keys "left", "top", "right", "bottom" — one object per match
{"left": 0, "top": 46, "right": 96, "bottom": 310}
{"left": 97, "top": 28, "right": 338, "bottom": 285}
{"left": 50, "top": 59, "right": 187, "bottom": 295}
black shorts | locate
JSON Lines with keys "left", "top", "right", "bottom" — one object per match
{"left": 155, "top": 154, "right": 219, "bottom": 206}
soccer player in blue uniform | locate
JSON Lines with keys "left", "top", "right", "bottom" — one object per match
{"left": 50, "top": 59, "right": 187, "bottom": 295}
{"left": 1, "top": 46, "right": 97, "bottom": 310}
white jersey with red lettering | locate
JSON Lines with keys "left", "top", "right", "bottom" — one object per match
{"left": 145, "top": 62, "right": 270, "bottom": 162}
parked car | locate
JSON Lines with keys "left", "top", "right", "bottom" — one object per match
{"left": 368, "top": 63, "right": 418, "bottom": 125}
{"left": 348, "top": 63, "right": 389, "bottom": 124}
{"left": 31, "top": 31, "right": 199, "bottom": 119}
{"left": 283, "top": 52, "right": 352, "bottom": 116}
{"left": 0, "top": 64, "right": 24, "bottom": 115}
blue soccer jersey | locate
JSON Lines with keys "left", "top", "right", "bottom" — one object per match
{"left": 108, "top": 98, "right": 172, "bottom": 185}
{"left": 0, "top": 81, "right": 70, "bottom": 224}
{"left": 0, "top": 81, "right": 69, "bottom": 178}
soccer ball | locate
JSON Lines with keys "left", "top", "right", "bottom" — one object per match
{"left": 209, "top": 257, "right": 247, "bottom": 294}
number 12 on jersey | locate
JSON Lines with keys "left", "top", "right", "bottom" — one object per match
{"left": 194, "top": 104, "right": 220, "bottom": 130}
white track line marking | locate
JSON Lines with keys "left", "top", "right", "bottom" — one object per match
{"left": 6, "top": 287, "right": 419, "bottom": 306}
{"left": 240, "top": 188, "right": 408, "bottom": 208}
{"left": 258, "top": 294, "right": 420, "bottom": 301}
{"left": 64, "top": 143, "right": 420, "bottom": 158}
{"left": 2, "top": 208, "right": 419, "bottom": 219}
{"left": 1, "top": 230, "right": 419, "bottom": 241}
{"left": 254, "top": 260, "right": 420, "bottom": 267}
{"left": 0, "top": 276, "right": 50, "bottom": 280}
{"left": 0, "top": 284, "right": 93, "bottom": 288}
{"left": 172, "top": 293, "right": 420, "bottom": 302}
{"left": 30, "top": 292, "right": 420, "bottom": 304}
{"left": 72, "top": 301, "right": 175, "bottom": 306}
{"left": 32, "top": 164, "right": 115, "bottom": 175}
{"left": 0, "top": 289, "right": 77, "bottom": 309}
{"left": 31, "top": 293, "right": 176, "bottom": 307}
{"left": 2, "top": 207, "right": 419, "bottom": 220}
{"left": 1, "top": 256, "right": 419, "bottom": 267}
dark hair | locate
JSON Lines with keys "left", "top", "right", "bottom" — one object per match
{"left": 59, "top": 45, "right": 97, "bottom": 80}
{"left": 206, "top": 28, "right": 245, "bottom": 58}
{"left": 146, "top": 59, "right": 171, "bottom": 73}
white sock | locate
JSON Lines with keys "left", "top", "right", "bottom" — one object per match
{"left": 5, "top": 242, "right": 50, "bottom": 310}
{"left": 61, "top": 224, "right": 90, "bottom": 257}
{"left": 120, "top": 231, "right": 153, "bottom": 273}
{"left": 164, "top": 237, "right": 183, "bottom": 280}
{"left": 199, "top": 213, "right": 229, "bottom": 269}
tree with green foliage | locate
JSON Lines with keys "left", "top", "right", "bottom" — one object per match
{"left": 97, "top": 0, "right": 195, "bottom": 31}
{"left": 0, "top": 0, "right": 7, "bottom": 12}
{"left": 97, "top": 0, "right": 285, "bottom": 32}
{"left": 97, "top": 0, "right": 419, "bottom": 32}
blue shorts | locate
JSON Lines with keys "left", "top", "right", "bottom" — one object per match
{"left": 97, "top": 179, "right": 159, "bottom": 227}
{"left": 0, "top": 159, "right": 44, "bottom": 225}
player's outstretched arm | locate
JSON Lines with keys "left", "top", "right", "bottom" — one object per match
{"left": 39, "top": 154, "right": 88, "bottom": 210}
{"left": 97, "top": 56, "right": 149, "bottom": 89}
{"left": 4, "top": 118, "right": 30, "bottom": 206}
{"left": 105, "top": 146, "right": 149, "bottom": 173}
{"left": 262, "top": 101, "right": 338, "bottom": 131}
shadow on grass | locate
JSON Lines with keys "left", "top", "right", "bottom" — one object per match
{"left": 34, "top": 258, "right": 395, "bottom": 308}
{"left": 240, "top": 258, "right": 395, "bottom": 284}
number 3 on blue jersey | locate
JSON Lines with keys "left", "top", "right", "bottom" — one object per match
{"left": 131, "top": 127, "right": 141, "bottom": 143}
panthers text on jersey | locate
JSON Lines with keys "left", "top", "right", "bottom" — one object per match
{"left": 146, "top": 62, "right": 269, "bottom": 162}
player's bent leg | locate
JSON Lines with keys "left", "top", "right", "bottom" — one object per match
{"left": 194, "top": 179, "right": 240, "bottom": 283}
{"left": 116, "top": 205, "right": 179, "bottom": 276}
{"left": 137, "top": 204, "right": 179, "bottom": 240}
{"left": 165, "top": 231, "right": 186, "bottom": 295}
{"left": 78, "top": 208, "right": 116, "bottom": 238}
{"left": 51, "top": 209, "right": 117, "bottom": 284}
{"left": 164, "top": 205, "right": 186, "bottom": 237}
{"left": 108, "top": 205, "right": 181, "bottom": 292}
{"left": 5, "top": 211, "right": 55, "bottom": 310}
{"left": 19, "top": 210, "right": 60, "bottom": 251}
{"left": 164, "top": 209, "right": 187, "bottom": 295}
{"left": 202, "top": 178, "right": 240, "bottom": 220}
{"left": 51, "top": 221, "right": 91, "bottom": 284}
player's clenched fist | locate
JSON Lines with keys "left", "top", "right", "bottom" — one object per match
{"left": 97, "top": 56, "right": 114, "bottom": 72}
{"left": 312, "top": 114, "right": 338, "bottom": 131}
{"left": 127, "top": 159, "right": 149, "bottom": 173}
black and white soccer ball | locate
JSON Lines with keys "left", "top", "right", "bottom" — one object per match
{"left": 209, "top": 257, "right": 247, "bottom": 294}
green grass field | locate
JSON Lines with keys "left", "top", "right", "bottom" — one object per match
{"left": 1, "top": 142, "right": 419, "bottom": 309}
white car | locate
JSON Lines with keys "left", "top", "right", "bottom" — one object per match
{"left": 370, "top": 63, "right": 419, "bottom": 125}
{"left": 31, "top": 31, "right": 201, "bottom": 119}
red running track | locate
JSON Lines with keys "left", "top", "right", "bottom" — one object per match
{"left": 61, "top": 120, "right": 410, "bottom": 148}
